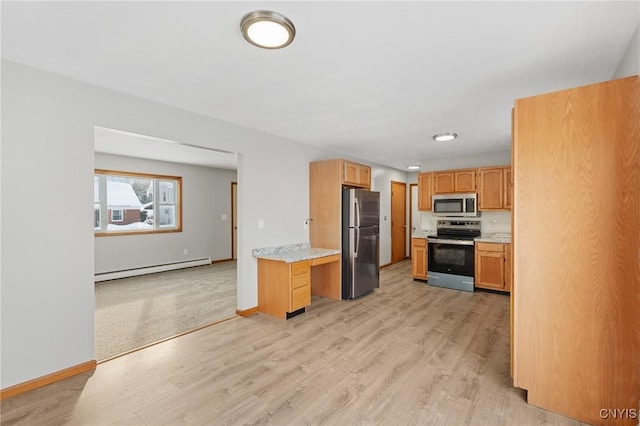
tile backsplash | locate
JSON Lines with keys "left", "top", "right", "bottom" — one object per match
{"left": 419, "top": 211, "right": 511, "bottom": 234}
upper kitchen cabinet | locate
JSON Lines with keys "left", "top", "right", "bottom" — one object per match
{"left": 417, "top": 172, "right": 433, "bottom": 211}
{"left": 512, "top": 76, "right": 639, "bottom": 425}
{"left": 478, "top": 166, "right": 512, "bottom": 210}
{"left": 433, "top": 169, "right": 476, "bottom": 194}
{"left": 343, "top": 160, "right": 371, "bottom": 188}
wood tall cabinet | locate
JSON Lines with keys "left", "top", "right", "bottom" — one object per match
{"left": 309, "top": 159, "right": 371, "bottom": 299}
{"left": 512, "top": 76, "right": 639, "bottom": 425}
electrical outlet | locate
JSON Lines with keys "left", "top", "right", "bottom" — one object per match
{"left": 258, "top": 219, "right": 264, "bottom": 229}
{"left": 221, "top": 214, "right": 228, "bottom": 221}
{"left": 183, "top": 248, "right": 188, "bottom": 255}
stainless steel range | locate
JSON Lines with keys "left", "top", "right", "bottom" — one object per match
{"left": 427, "top": 220, "right": 480, "bottom": 292}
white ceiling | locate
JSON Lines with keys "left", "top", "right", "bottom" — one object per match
{"left": 2, "top": 1, "right": 638, "bottom": 171}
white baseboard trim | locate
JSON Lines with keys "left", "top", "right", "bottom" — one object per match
{"left": 95, "top": 257, "right": 212, "bottom": 282}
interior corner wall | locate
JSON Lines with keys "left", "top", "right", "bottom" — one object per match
{"left": 0, "top": 60, "right": 330, "bottom": 389}
{"left": 94, "top": 153, "right": 237, "bottom": 273}
{"left": 613, "top": 21, "right": 640, "bottom": 78}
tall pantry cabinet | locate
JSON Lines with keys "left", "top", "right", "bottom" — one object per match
{"left": 309, "top": 159, "right": 372, "bottom": 300}
{"left": 512, "top": 76, "right": 639, "bottom": 425}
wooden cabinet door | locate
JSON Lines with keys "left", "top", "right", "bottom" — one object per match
{"left": 475, "top": 248, "right": 506, "bottom": 291}
{"left": 478, "top": 167, "right": 504, "bottom": 210}
{"left": 357, "top": 165, "right": 371, "bottom": 187}
{"left": 503, "top": 167, "right": 513, "bottom": 209}
{"left": 343, "top": 161, "right": 359, "bottom": 186}
{"left": 433, "top": 172, "right": 455, "bottom": 193}
{"left": 505, "top": 243, "right": 512, "bottom": 292}
{"left": 411, "top": 238, "right": 427, "bottom": 279}
{"left": 342, "top": 161, "right": 371, "bottom": 188}
{"left": 454, "top": 170, "right": 476, "bottom": 192}
{"left": 417, "top": 172, "right": 432, "bottom": 211}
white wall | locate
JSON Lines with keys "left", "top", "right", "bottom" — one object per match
{"left": 94, "top": 153, "right": 236, "bottom": 273}
{"left": 371, "top": 166, "right": 410, "bottom": 265}
{"left": 614, "top": 22, "right": 640, "bottom": 78}
{"left": 418, "top": 150, "right": 511, "bottom": 172}
{"left": 0, "top": 60, "right": 407, "bottom": 388}
{"left": 0, "top": 60, "right": 326, "bottom": 388}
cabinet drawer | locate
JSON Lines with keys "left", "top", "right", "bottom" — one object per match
{"left": 476, "top": 242, "right": 504, "bottom": 252}
{"left": 291, "top": 260, "right": 311, "bottom": 276}
{"left": 412, "top": 237, "right": 427, "bottom": 247}
{"left": 291, "top": 285, "right": 311, "bottom": 310}
{"left": 291, "top": 272, "right": 310, "bottom": 289}
{"left": 311, "top": 254, "right": 340, "bottom": 266}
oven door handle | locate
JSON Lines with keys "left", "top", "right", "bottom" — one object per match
{"left": 427, "top": 238, "right": 475, "bottom": 246}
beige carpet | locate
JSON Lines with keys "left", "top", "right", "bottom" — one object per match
{"left": 95, "top": 261, "right": 237, "bottom": 361}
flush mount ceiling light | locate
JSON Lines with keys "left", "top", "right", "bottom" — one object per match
{"left": 407, "top": 165, "right": 421, "bottom": 170}
{"left": 241, "top": 10, "right": 295, "bottom": 49}
{"left": 433, "top": 132, "right": 459, "bottom": 142}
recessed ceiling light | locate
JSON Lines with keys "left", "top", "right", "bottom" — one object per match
{"left": 433, "top": 132, "right": 458, "bottom": 142}
{"left": 241, "top": 10, "right": 295, "bottom": 49}
{"left": 407, "top": 165, "right": 421, "bottom": 170}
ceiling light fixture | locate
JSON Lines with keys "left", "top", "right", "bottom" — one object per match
{"left": 240, "top": 10, "right": 295, "bottom": 49}
{"left": 433, "top": 132, "right": 458, "bottom": 142}
{"left": 407, "top": 165, "right": 421, "bottom": 170}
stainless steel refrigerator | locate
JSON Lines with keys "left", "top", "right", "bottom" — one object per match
{"left": 342, "top": 188, "right": 380, "bottom": 299}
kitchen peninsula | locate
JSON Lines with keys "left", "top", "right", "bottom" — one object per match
{"left": 253, "top": 243, "right": 341, "bottom": 319}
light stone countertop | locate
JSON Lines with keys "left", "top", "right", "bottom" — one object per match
{"left": 411, "top": 230, "right": 436, "bottom": 239}
{"left": 253, "top": 242, "right": 341, "bottom": 263}
{"left": 475, "top": 233, "right": 512, "bottom": 244}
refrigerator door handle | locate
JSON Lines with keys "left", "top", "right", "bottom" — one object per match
{"left": 354, "top": 198, "right": 360, "bottom": 228}
{"left": 354, "top": 227, "right": 359, "bottom": 258}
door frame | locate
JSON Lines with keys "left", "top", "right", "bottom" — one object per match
{"left": 409, "top": 183, "right": 417, "bottom": 259}
{"left": 231, "top": 181, "right": 237, "bottom": 260}
{"left": 390, "top": 180, "right": 407, "bottom": 264}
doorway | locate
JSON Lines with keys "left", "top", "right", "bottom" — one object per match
{"left": 390, "top": 181, "right": 407, "bottom": 264}
{"left": 409, "top": 183, "right": 419, "bottom": 258}
{"left": 232, "top": 182, "right": 237, "bottom": 260}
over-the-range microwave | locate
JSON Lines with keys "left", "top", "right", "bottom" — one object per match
{"left": 432, "top": 193, "right": 479, "bottom": 217}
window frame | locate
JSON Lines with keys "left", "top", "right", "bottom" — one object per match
{"left": 94, "top": 169, "right": 183, "bottom": 237}
{"left": 110, "top": 209, "right": 124, "bottom": 222}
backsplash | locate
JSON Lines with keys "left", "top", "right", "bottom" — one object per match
{"left": 419, "top": 211, "right": 511, "bottom": 234}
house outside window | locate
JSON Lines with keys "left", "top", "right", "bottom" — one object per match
{"left": 111, "top": 209, "right": 124, "bottom": 222}
{"left": 94, "top": 170, "right": 182, "bottom": 236}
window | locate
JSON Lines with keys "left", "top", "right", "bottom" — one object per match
{"left": 111, "top": 209, "right": 123, "bottom": 222}
{"left": 94, "top": 170, "right": 182, "bottom": 236}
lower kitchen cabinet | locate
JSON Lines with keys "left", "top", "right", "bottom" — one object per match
{"left": 475, "top": 242, "right": 510, "bottom": 292}
{"left": 258, "top": 259, "right": 311, "bottom": 319}
{"left": 411, "top": 238, "right": 428, "bottom": 280}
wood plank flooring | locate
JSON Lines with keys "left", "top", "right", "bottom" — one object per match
{"left": 2, "top": 260, "right": 584, "bottom": 425}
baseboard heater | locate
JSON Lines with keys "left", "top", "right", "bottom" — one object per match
{"left": 95, "top": 257, "right": 211, "bottom": 282}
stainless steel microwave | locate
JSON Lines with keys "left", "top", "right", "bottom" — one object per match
{"left": 432, "top": 193, "right": 479, "bottom": 217}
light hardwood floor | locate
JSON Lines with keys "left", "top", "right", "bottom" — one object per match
{"left": 2, "top": 260, "right": 583, "bottom": 425}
